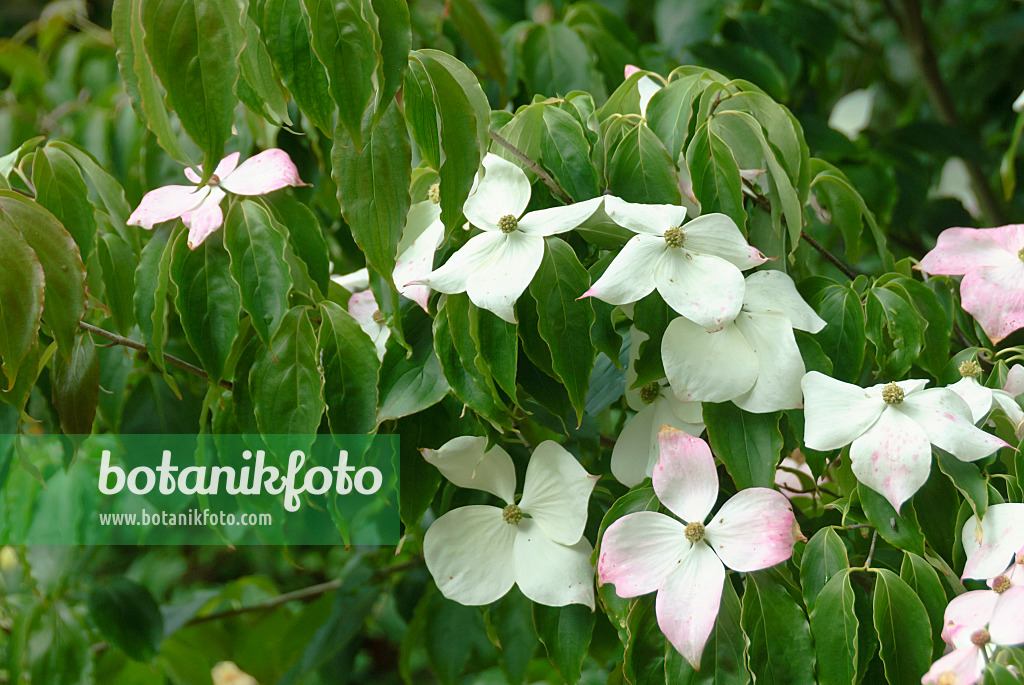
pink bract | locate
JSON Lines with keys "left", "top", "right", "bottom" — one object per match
{"left": 917, "top": 225, "right": 1024, "bottom": 342}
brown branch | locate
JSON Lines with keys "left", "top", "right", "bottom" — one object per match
{"left": 488, "top": 129, "right": 574, "bottom": 204}
{"left": 78, "top": 321, "right": 233, "bottom": 391}
{"left": 885, "top": 0, "right": 1007, "bottom": 225}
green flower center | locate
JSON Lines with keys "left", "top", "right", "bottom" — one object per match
{"left": 371, "top": 310, "right": 386, "bottom": 325}
{"left": 428, "top": 182, "right": 441, "bottom": 204}
{"left": 958, "top": 360, "right": 981, "bottom": 378}
{"left": 970, "top": 628, "right": 990, "bottom": 646}
{"left": 502, "top": 503, "right": 522, "bottom": 525}
{"left": 639, "top": 381, "right": 660, "bottom": 405}
{"left": 881, "top": 382, "right": 904, "bottom": 405}
{"left": 1019, "top": 246, "right": 1024, "bottom": 263}
{"left": 664, "top": 226, "right": 686, "bottom": 248}
{"left": 992, "top": 574, "right": 1011, "bottom": 594}
{"left": 684, "top": 521, "right": 705, "bottom": 543}
{"left": 498, "top": 214, "right": 518, "bottom": 233}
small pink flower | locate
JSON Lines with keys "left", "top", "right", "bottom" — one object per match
{"left": 127, "top": 149, "right": 307, "bottom": 249}
{"left": 917, "top": 225, "right": 1024, "bottom": 342}
{"left": 597, "top": 426, "right": 801, "bottom": 668}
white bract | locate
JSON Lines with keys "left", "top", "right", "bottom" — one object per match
{"left": 419, "top": 154, "right": 602, "bottom": 323}
{"left": 801, "top": 372, "right": 1008, "bottom": 511}
{"left": 947, "top": 360, "right": 1024, "bottom": 438}
{"left": 662, "top": 270, "right": 825, "bottom": 412}
{"left": 393, "top": 194, "right": 445, "bottom": 311}
{"left": 960, "top": 503, "right": 1024, "bottom": 581}
{"left": 611, "top": 327, "right": 704, "bottom": 487}
{"left": 583, "top": 197, "right": 766, "bottom": 331}
{"left": 422, "top": 437, "right": 597, "bottom": 608}
{"left": 330, "top": 270, "right": 389, "bottom": 361}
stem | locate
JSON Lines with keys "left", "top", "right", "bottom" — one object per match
{"left": 488, "top": 129, "right": 574, "bottom": 204}
{"left": 864, "top": 530, "right": 879, "bottom": 569}
{"left": 885, "top": 0, "right": 1007, "bottom": 225}
{"left": 78, "top": 321, "right": 233, "bottom": 391}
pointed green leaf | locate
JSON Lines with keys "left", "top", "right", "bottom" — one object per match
{"left": 871, "top": 568, "right": 933, "bottom": 685}
{"left": 899, "top": 552, "right": 948, "bottom": 660}
{"left": 51, "top": 332, "right": 100, "bottom": 439}
{"left": 703, "top": 404, "right": 783, "bottom": 490}
{"left": 133, "top": 224, "right": 176, "bottom": 374}
{"left": 809, "top": 569, "right": 859, "bottom": 685}
{"left": 608, "top": 123, "right": 682, "bottom": 205}
{"left": 317, "top": 301, "right": 380, "bottom": 435}
{"left": 31, "top": 147, "right": 98, "bottom": 260}
{"left": 686, "top": 122, "right": 746, "bottom": 229}
{"left": 799, "top": 527, "right": 850, "bottom": 612}
{"left": 741, "top": 570, "right": 816, "bottom": 685}
{"left": 533, "top": 603, "right": 595, "bottom": 685}
{"left": 0, "top": 220, "right": 44, "bottom": 391}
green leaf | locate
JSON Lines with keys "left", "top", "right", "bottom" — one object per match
{"left": 49, "top": 142, "right": 138, "bottom": 248}
{"left": 808, "top": 569, "right": 859, "bottom": 685}
{"left": 260, "top": 0, "right": 334, "bottom": 134}
{"left": 261, "top": 193, "right": 331, "bottom": 297}
{"left": 899, "top": 552, "right": 948, "bottom": 660}
{"left": 859, "top": 484, "right": 926, "bottom": 556}
{"left": 87, "top": 578, "right": 164, "bottom": 662}
{"left": 866, "top": 286, "right": 924, "bottom": 381}
{"left": 880, "top": 277, "right": 950, "bottom": 377}
{"left": 0, "top": 220, "right": 44, "bottom": 391}
{"left": 170, "top": 230, "right": 241, "bottom": 384}
{"left": 111, "top": 0, "right": 191, "bottom": 162}
{"left": 623, "top": 595, "right": 666, "bottom": 685}
{"left": 423, "top": 589, "right": 496, "bottom": 685}
{"left": 703, "top": 404, "right": 783, "bottom": 490}
{"left": 434, "top": 297, "right": 508, "bottom": 430}
{"left": 31, "top": 147, "right": 98, "bottom": 260}
{"left": 533, "top": 603, "right": 595, "bottom": 685}
{"left": 539, "top": 105, "right": 600, "bottom": 202}
{"left": 529, "top": 238, "right": 596, "bottom": 425}
{"left": 935, "top": 448, "right": 988, "bottom": 519}
{"left": 647, "top": 75, "right": 703, "bottom": 161}
{"left": 141, "top": 0, "right": 239, "bottom": 179}
{"left": 741, "top": 569, "right": 816, "bottom": 685}
{"left": 51, "top": 332, "right": 100, "bottom": 438}
{"left": 473, "top": 306, "right": 518, "bottom": 403}
{"left": 631, "top": 293, "right": 671, "bottom": 386}
{"left": 686, "top": 122, "right": 746, "bottom": 230}
{"left": 369, "top": 0, "right": 411, "bottom": 120}
{"left": 803, "top": 280, "right": 865, "bottom": 383}
{"left": 249, "top": 307, "right": 325, "bottom": 456}
{"left": 799, "top": 527, "right": 849, "bottom": 612}
{"left": 133, "top": 224, "right": 176, "bottom": 375}
{"left": 235, "top": 2, "right": 291, "bottom": 125}
{"left": 223, "top": 200, "right": 292, "bottom": 346}
{"left": 317, "top": 301, "right": 380, "bottom": 435}
{"left": 810, "top": 159, "right": 893, "bottom": 271}
{"left": 377, "top": 306, "right": 449, "bottom": 423}
{"left": 98, "top": 232, "right": 138, "bottom": 335}
{"left": 332, "top": 99, "right": 411, "bottom": 285}
{"left": 0, "top": 191, "right": 87, "bottom": 361}
{"left": 396, "top": 403, "right": 448, "bottom": 527}
{"left": 607, "top": 123, "right": 682, "bottom": 205}
{"left": 665, "top": 578, "right": 749, "bottom": 685}
{"left": 448, "top": 0, "right": 506, "bottom": 88}
{"left": 871, "top": 568, "right": 933, "bottom": 685}
{"left": 302, "top": 0, "right": 377, "bottom": 149}
{"left": 520, "top": 23, "right": 595, "bottom": 96}
{"left": 408, "top": 50, "right": 489, "bottom": 233}
{"left": 489, "top": 588, "right": 539, "bottom": 685}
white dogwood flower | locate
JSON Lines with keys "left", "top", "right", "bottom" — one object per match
{"left": 420, "top": 154, "right": 602, "bottom": 323}
{"left": 947, "top": 359, "right": 1024, "bottom": 437}
{"left": 802, "top": 372, "right": 1008, "bottom": 512}
{"left": 582, "top": 198, "right": 766, "bottom": 331}
{"left": 422, "top": 436, "right": 597, "bottom": 608}
{"left": 662, "top": 270, "right": 825, "bottom": 412}
{"left": 611, "top": 327, "right": 704, "bottom": 487}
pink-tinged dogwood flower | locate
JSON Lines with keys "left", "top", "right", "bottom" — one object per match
{"left": 801, "top": 372, "right": 1008, "bottom": 512}
{"left": 420, "top": 154, "right": 602, "bottom": 323}
{"left": 1004, "top": 364, "right": 1024, "bottom": 395}
{"left": 947, "top": 359, "right": 1024, "bottom": 437}
{"left": 329, "top": 270, "right": 390, "bottom": 361}
{"left": 128, "top": 149, "right": 306, "bottom": 249}
{"left": 922, "top": 584, "right": 1024, "bottom": 685}
{"left": 598, "top": 427, "right": 801, "bottom": 668}
{"left": 582, "top": 198, "right": 767, "bottom": 331}
{"left": 662, "top": 270, "right": 825, "bottom": 412}
{"left": 393, "top": 189, "right": 445, "bottom": 311}
{"left": 960, "top": 503, "right": 1024, "bottom": 580}
{"left": 917, "top": 225, "right": 1024, "bottom": 342}
{"left": 611, "top": 327, "right": 704, "bottom": 487}
{"left": 422, "top": 437, "right": 597, "bottom": 608}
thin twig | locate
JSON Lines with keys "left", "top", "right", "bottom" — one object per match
{"left": 488, "top": 129, "right": 574, "bottom": 204}
{"left": 800, "top": 231, "right": 860, "bottom": 280}
{"left": 884, "top": 0, "right": 1006, "bottom": 225}
{"left": 864, "top": 530, "right": 879, "bottom": 569}
{"left": 78, "top": 321, "right": 233, "bottom": 391}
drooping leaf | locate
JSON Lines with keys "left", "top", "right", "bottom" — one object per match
{"left": 51, "top": 332, "right": 100, "bottom": 439}
{"left": 799, "top": 527, "right": 849, "bottom": 612}
{"left": 871, "top": 568, "right": 933, "bottom": 685}
{"left": 740, "top": 569, "right": 816, "bottom": 685}
{"left": 140, "top": 0, "right": 239, "bottom": 180}
{"left": 533, "top": 603, "right": 595, "bottom": 685}
{"left": 0, "top": 220, "right": 44, "bottom": 391}
{"left": 134, "top": 224, "right": 176, "bottom": 375}
{"left": 607, "top": 122, "right": 682, "bottom": 205}
{"left": 529, "top": 238, "right": 596, "bottom": 425}
{"left": 686, "top": 122, "right": 746, "bottom": 229}
{"left": 332, "top": 99, "right": 411, "bottom": 285}
{"left": 317, "top": 301, "right": 380, "bottom": 435}
{"left": 539, "top": 105, "right": 600, "bottom": 202}
{"left": 170, "top": 230, "right": 241, "bottom": 384}
{"left": 808, "top": 569, "right": 859, "bottom": 685}
{"left": 31, "top": 146, "right": 98, "bottom": 260}
{"left": 899, "top": 552, "right": 948, "bottom": 660}
{"left": 87, "top": 578, "right": 164, "bottom": 662}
